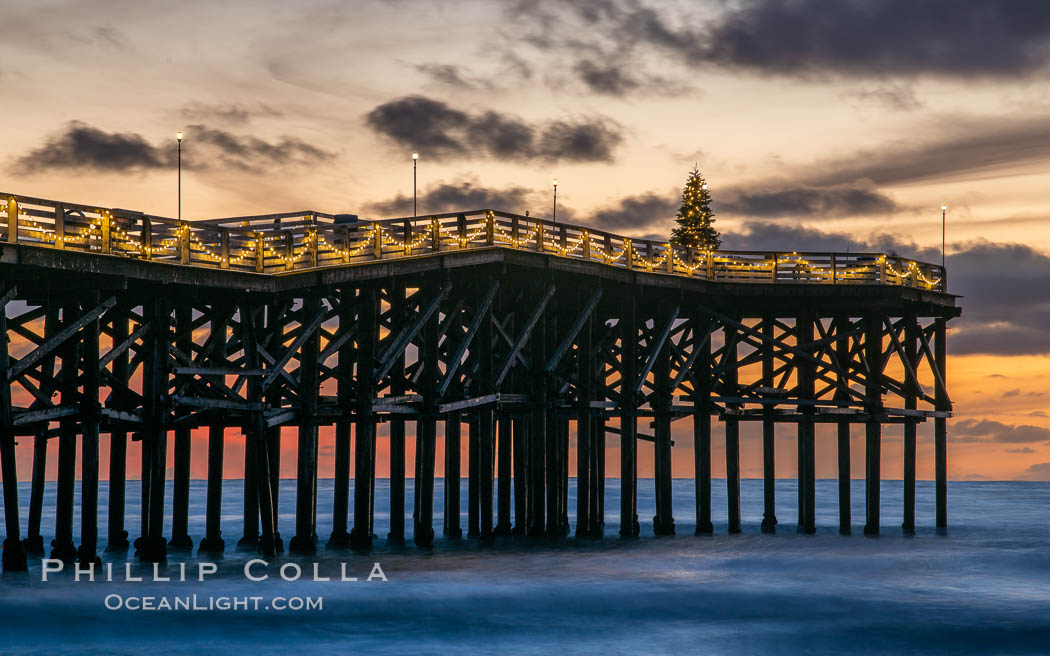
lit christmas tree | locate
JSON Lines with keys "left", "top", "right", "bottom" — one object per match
{"left": 670, "top": 165, "right": 721, "bottom": 251}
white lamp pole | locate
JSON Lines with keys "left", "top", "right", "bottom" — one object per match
{"left": 412, "top": 152, "right": 419, "bottom": 217}
{"left": 552, "top": 178, "right": 558, "bottom": 223}
{"left": 941, "top": 204, "right": 947, "bottom": 269}
{"left": 176, "top": 130, "right": 184, "bottom": 220}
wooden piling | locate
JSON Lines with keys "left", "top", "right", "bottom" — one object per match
{"left": 903, "top": 315, "right": 918, "bottom": 533}
{"left": 575, "top": 304, "right": 594, "bottom": 538}
{"left": 724, "top": 324, "right": 741, "bottom": 534}
{"left": 0, "top": 287, "right": 27, "bottom": 571}
{"left": 414, "top": 282, "right": 439, "bottom": 549}
{"left": 328, "top": 291, "right": 354, "bottom": 549}
{"left": 387, "top": 282, "right": 407, "bottom": 544}
{"left": 290, "top": 295, "right": 321, "bottom": 554}
{"left": 106, "top": 311, "right": 130, "bottom": 552}
{"left": 760, "top": 316, "right": 777, "bottom": 533}
{"left": 351, "top": 287, "right": 377, "bottom": 551}
{"left": 836, "top": 315, "right": 852, "bottom": 535}
{"left": 797, "top": 313, "right": 816, "bottom": 534}
{"left": 169, "top": 304, "right": 193, "bottom": 549}
{"left": 52, "top": 303, "right": 80, "bottom": 563}
{"left": 495, "top": 413, "right": 513, "bottom": 535}
{"left": 652, "top": 315, "right": 674, "bottom": 535}
{"left": 444, "top": 411, "right": 462, "bottom": 538}
{"left": 77, "top": 291, "right": 102, "bottom": 564}
{"left": 142, "top": 297, "right": 171, "bottom": 562}
{"left": 512, "top": 416, "right": 527, "bottom": 534}
{"left": 693, "top": 314, "right": 713, "bottom": 535}
{"left": 864, "top": 312, "right": 882, "bottom": 536}
{"left": 199, "top": 313, "right": 227, "bottom": 553}
{"left": 478, "top": 286, "right": 495, "bottom": 540}
{"left": 935, "top": 317, "right": 948, "bottom": 530}
{"left": 619, "top": 296, "right": 639, "bottom": 537}
{"left": 242, "top": 303, "right": 277, "bottom": 557}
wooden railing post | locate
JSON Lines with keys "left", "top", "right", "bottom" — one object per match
{"left": 341, "top": 227, "right": 351, "bottom": 263}
{"left": 535, "top": 221, "right": 544, "bottom": 252}
{"left": 831, "top": 254, "right": 837, "bottom": 284}
{"left": 645, "top": 241, "right": 653, "bottom": 272}
{"left": 373, "top": 223, "right": 382, "bottom": 259}
{"left": 54, "top": 203, "right": 65, "bottom": 250}
{"left": 879, "top": 256, "right": 887, "bottom": 284}
{"left": 604, "top": 235, "right": 612, "bottom": 264}
{"left": 5, "top": 197, "right": 16, "bottom": 243}
{"left": 582, "top": 230, "right": 591, "bottom": 260}
{"left": 457, "top": 213, "right": 467, "bottom": 248}
{"left": 284, "top": 230, "right": 294, "bottom": 271}
{"left": 705, "top": 251, "right": 713, "bottom": 280}
{"left": 403, "top": 219, "right": 412, "bottom": 255}
{"left": 255, "top": 232, "right": 264, "bottom": 272}
{"left": 142, "top": 218, "right": 152, "bottom": 260}
{"left": 179, "top": 223, "right": 190, "bottom": 264}
{"left": 665, "top": 243, "right": 674, "bottom": 273}
{"left": 307, "top": 215, "right": 318, "bottom": 268}
{"left": 220, "top": 228, "right": 230, "bottom": 269}
{"left": 100, "top": 211, "right": 111, "bottom": 254}
{"left": 772, "top": 253, "right": 779, "bottom": 281}
{"left": 431, "top": 218, "right": 440, "bottom": 252}
{"left": 625, "top": 239, "right": 634, "bottom": 270}
{"left": 486, "top": 212, "right": 495, "bottom": 245}
{"left": 559, "top": 225, "right": 567, "bottom": 254}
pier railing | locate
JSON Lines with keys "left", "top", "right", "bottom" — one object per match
{"left": 0, "top": 192, "right": 945, "bottom": 291}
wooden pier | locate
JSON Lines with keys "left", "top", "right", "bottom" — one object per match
{"left": 0, "top": 192, "right": 957, "bottom": 570}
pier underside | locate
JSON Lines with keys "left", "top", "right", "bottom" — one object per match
{"left": 0, "top": 238, "right": 957, "bottom": 569}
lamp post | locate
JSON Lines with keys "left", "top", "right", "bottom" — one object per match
{"left": 941, "top": 204, "right": 947, "bottom": 268}
{"left": 552, "top": 178, "right": 558, "bottom": 223}
{"left": 176, "top": 130, "right": 184, "bottom": 220}
{"left": 412, "top": 152, "right": 419, "bottom": 217}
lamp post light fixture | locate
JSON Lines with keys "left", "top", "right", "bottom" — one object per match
{"left": 941, "top": 204, "right": 947, "bottom": 269}
{"left": 176, "top": 130, "right": 184, "bottom": 221}
{"left": 552, "top": 178, "right": 558, "bottom": 223}
{"left": 412, "top": 152, "right": 419, "bottom": 217}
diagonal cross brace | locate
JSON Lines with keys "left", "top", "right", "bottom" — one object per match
{"left": 545, "top": 287, "right": 602, "bottom": 374}
{"left": 10, "top": 296, "right": 116, "bottom": 380}
{"left": 495, "top": 282, "right": 556, "bottom": 389}
{"left": 635, "top": 306, "right": 680, "bottom": 393}
{"left": 375, "top": 280, "right": 452, "bottom": 382}
{"left": 438, "top": 280, "right": 499, "bottom": 397}
{"left": 261, "top": 305, "right": 328, "bottom": 390}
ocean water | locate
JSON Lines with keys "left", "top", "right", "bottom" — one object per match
{"left": 1, "top": 478, "right": 1049, "bottom": 655}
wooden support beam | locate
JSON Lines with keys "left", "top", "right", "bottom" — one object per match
{"left": 328, "top": 289, "right": 355, "bottom": 549}
{"left": 864, "top": 312, "right": 883, "bottom": 536}
{"left": 24, "top": 431, "right": 47, "bottom": 555}
{"left": 52, "top": 303, "right": 80, "bottom": 563}
{"left": 141, "top": 297, "right": 171, "bottom": 562}
{"left": 495, "top": 283, "right": 556, "bottom": 389}
{"left": 903, "top": 314, "right": 919, "bottom": 534}
{"left": 351, "top": 287, "right": 378, "bottom": 551}
{"left": 375, "top": 280, "right": 451, "bottom": 381}
{"left": 169, "top": 304, "right": 193, "bottom": 549}
{"left": 724, "top": 322, "right": 741, "bottom": 534}
{"left": 836, "top": 314, "right": 852, "bottom": 535}
{"left": 635, "top": 306, "right": 680, "bottom": 394}
{"left": 479, "top": 281, "right": 495, "bottom": 540}
{"left": 77, "top": 291, "right": 103, "bottom": 564}
{"left": 290, "top": 294, "right": 321, "bottom": 554}
{"left": 935, "top": 317, "right": 948, "bottom": 530}
{"left": 496, "top": 413, "right": 513, "bottom": 535}
{"left": 797, "top": 313, "right": 816, "bottom": 534}
{"left": 512, "top": 416, "right": 527, "bottom": 534}
{"left": 445, "top": 411, "right": 463, "bottom": 538}
{"left": 544, "top": 286, "right": 602, "bottom": 374}
{"left": 10, "top": 296, "right": 117, "bottom": 381}
{"left": 105, "top": 310, "right": 131, "bottom": 553}
{"left": 761, "top": 316, "right": 777, "bottom": 533}
{"left": 693, "top": 314, "right": 714, "bottom": 535}
{"left": 438, "top": 281, "right": 499, "bottom": 397}
{"left": 414, "top": 282, "right": 439, "bottom": 549}
{"left": 652, "top": 308, "right": 675, "bottom": 536}
{"left": 99, "top": 320, "right": 150, "bottom": 372}
{"left": 575, "top": 298, "right": 596, "bottom": 538}
{"left": 242, "top": 303, "right": 278, "bottom": 556}
{"left": 619, "top": 296, "right": 639, "bottom": 537}
{"left": 199, "top": 312, "right": 227, "bottom": 554}
{"left": 0, "top": 286, "right": 27, "bottom": 571}
{"left": 260, "top": 305, "right": 327, "bottom": 391}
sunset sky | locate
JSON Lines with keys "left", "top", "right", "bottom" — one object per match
{"left": 3, "top": 0, "right": 1048, "bottom": 482}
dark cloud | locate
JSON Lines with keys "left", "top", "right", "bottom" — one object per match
{"left": 14, "top": 121, "right": 170, "bottom": 173}
{"left": 13, "top": 121, "right": 332, "bottom": 175}
{"left": 364, "top": 95, "right": 622, "bottom": 162}
{"left": 1007, "top": 447, "right": 1037, "bottom": 454}
{"left": 589, "top": 192, "right": 677, "bottom": 231}
{"left": 953, "top": 419, "right": 1050, "bottom": 444}
{"left": 1029, "top": 411, "right": 1049, "bottom": 418}
{"left": 719, "top": 184, "right": 900, "bottom": 218}
{"left": 574, "top": 59, "right": 640, "bottom": 96}
{"left": 725, "top": 222, "right": 1050, "bottom": 356}
{"left": 365, "top": 178, "right": 539, "bottom": 217}
{"left": 528, "top": 0, "right": 1050, "bottom": 79}
{"left": 1016, "top": 462, "right": 1050, "bottom": 481}
{"left": 180, "top": 102, "right": 283, "bottom": 124}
